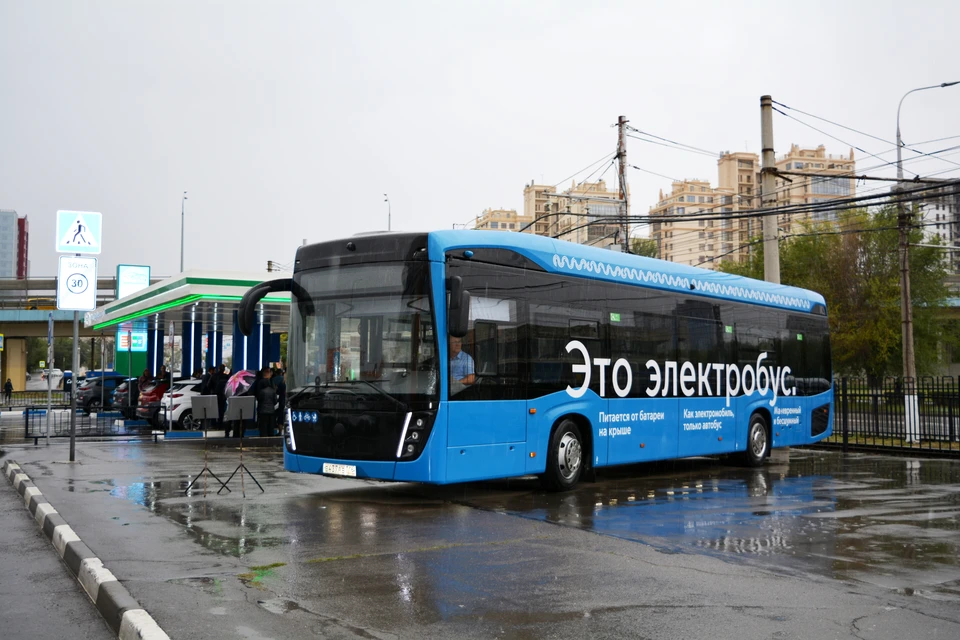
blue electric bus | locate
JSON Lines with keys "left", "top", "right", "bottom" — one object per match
{"left": 239, "top": 230, "right": 832, "bottom": 490}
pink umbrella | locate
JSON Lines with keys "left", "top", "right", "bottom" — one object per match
{"left": 226, "top": 370, "right": 256, "bottom": 397}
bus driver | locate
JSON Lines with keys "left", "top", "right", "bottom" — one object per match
{"left": 448, "top": 337, "right": 475, "bottom": 385}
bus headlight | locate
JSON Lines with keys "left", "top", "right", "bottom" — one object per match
{"left": 286, "top": 408, "right": 296, "bottom": 451}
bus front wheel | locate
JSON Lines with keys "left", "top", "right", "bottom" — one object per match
{"left": 741, "top": 413, "right": 769, "bottom": 467}
{"left": 542, "top": 419, "right": 584, "bottom": 492}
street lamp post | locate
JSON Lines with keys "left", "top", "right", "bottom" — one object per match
{"left": 180, "top": 191, "right": 188, "bottom": 273}
{"left": 384, "top": 194, "right": 391, "bottom": 231}
{"left": 895, "top": 81, "right": 958, "bottom": 443}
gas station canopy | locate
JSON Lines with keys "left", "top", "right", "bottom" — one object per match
{"left": 84, "top": 270, "right": 291, "bottom": 374}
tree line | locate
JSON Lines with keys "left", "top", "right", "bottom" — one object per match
{"left": 718, "top": 206, "right": 957, "bottom": 379}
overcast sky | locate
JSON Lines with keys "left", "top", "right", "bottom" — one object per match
{"left": 2, "top": 0, "right": 958, "bottom": 278}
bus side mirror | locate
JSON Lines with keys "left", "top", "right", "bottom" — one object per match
{"left": 447, "top": 276, "right": 470, "bottom": 338}
{"left": 239, "top": 278, "right": 315, "bottom": 336}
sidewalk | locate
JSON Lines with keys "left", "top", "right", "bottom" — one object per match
{"left": 0, "top": 453, "right": 114, "bottom": 639}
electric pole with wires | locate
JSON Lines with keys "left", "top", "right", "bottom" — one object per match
{"left": 617, "top": 116, "right": 629, "bottom": 252}
{"left": 760, "top": 95, "right": 781, "bottom": 284}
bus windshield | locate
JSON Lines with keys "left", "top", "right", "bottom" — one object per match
{"left": 287, "top": 262, "right": 438, "bottom": 404}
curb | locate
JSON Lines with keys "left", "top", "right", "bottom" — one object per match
{"left": 2, "top": 459, "right": 171, "bottom": 640}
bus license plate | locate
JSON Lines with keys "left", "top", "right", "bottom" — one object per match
{"left": 323, "top": 463, "right": 357, "bottom": 477}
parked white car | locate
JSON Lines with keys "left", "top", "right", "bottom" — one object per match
{"left": 158, "top": 379, "right": 205, "bottom": 430}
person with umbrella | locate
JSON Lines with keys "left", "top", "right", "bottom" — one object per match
{"left": 225, "top": 368, "right": 256, "bottom": 437}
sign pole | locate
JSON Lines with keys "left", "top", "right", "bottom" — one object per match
{"left": 46, "top": 312, "right": 53, "bottom": 445}
{"left": 167, "top": 321, "right": 175, "bottom": 430}
{"left": 69, "top": 308, "right": 78, "bottom": 462}
{"left": 100, "top": 333, "right": 105, "bottom": 414}
{"left": 126, "top": 330, "right": 132, "bottom": 412}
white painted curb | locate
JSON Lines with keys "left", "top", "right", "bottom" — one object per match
{"left": 35, "top": 502, "right": 58, "bottom": 528}
{"left": 79, "top": 557, "right": 118, "bottom": 604}
{"left": 23, "top": 485, "right": 42, "bottom": 509}
{"left": 52, "top": 524, "right": 81, "bottom": 557}
{"left": 119, "top": 609, "right": 171, "bottom": 640}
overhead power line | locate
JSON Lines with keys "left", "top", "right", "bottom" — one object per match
{"left": 551, "top": 152, "right": 616, "bottom": 188}
{"left": 773, "top": 105, "right": 960, "bottom": 172}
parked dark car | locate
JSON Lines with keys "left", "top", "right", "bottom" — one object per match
{"left": 78, "top": 373, "right": 127, "bottom": 414}
{"left": 112, "top": 378, "right": 140, "bottom": 420}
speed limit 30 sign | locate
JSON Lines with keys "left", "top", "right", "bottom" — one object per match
{"left": 57, "top": 255, "right": 98, "bottom": 310}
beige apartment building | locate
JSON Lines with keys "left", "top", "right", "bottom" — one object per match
{"left": 522, "top": 183, "right": 558, "bottom": 235}
{"left": 473, "top": 208, "right": 532, "bottom": 232}
{"left": 521, "top": 179, "right": 626, "bottom": 246}
{"left": 774, "top": 144, "right": 856, "bottom": 234}
{"left": 649, "top": 145, "right": 855, "bottom": 268}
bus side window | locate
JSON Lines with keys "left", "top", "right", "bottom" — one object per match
{"left": 474, "top": 321, "right": 498, "bottom": 377}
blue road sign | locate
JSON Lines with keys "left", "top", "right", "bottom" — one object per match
{"left": 56, "top": 210, "right": 102, "bottom": 254}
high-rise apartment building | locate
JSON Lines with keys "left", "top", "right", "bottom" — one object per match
{"left": 649, "top": 145, "right": 855, "bottom": 268}
{"left": 522, "top": 183, "right": 558, "bottom": 235}
{"left": 474, "top": 208, "right": 532, "bottom": 232}
{"left": 774, "top": 145, "right": 856, "bottom": 234}
{"left": 914, "top": 180, "right": 960, "bottom": 275}
{"left": 0, "top": 209, "right": 28, "bottom": 279}
{"left": 521, "top": 180, "right": 626, "bottom": 247}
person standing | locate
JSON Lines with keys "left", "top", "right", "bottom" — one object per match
{"left": 273, "top": 367, "right": 287, "bottom": 418}
{"left": 255, "top": 368, "right": 277, "bottom": 436}
{"left": 3, "top": 378, "right": 12, "bottom": 404}
{"left": 214, "top": 364, "right": 228, "bottom": 429}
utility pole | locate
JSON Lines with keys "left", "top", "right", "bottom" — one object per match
{"left": 384, "top": 194, "right": 391, "bottom": 231}
{"left": 617, "top": 116, "right": 629, "bottom": 252}
{"left": 894, "top": 81, "right": 959, "bottom": 441}
{"left": 760, "top": 96, "right": 781, "bottom": 284}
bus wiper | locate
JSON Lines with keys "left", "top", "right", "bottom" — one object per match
{"left": 324, "top": 379, "right": 408, "bottom": 411}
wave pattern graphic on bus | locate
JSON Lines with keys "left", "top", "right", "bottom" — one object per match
{"left": 551, "top": 254, "right": 811, "bottom": 310}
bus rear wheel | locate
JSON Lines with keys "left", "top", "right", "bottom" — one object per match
{"left": 541, "top": 419, "right": 584, "bottom": 492}
{"left": 741, "top": 413, "right": 769, "bottom": 467}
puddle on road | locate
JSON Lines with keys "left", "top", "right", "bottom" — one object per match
{"left": 468, "top": 451, "right": 960, "bottom": 599}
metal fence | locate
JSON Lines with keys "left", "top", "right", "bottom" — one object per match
{"left": 2, "top": 390, "right": 71, "bottom": 408}
{"left": 826, "top": 376, "right": 959, "bottom": 456}
{"left": 21, "top": 406, "right": 154, "bottom": 439}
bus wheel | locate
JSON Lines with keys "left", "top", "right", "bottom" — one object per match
{"left": 742, "top": 413, "right": 769, "bottom": 467}
{"left": 542, "top": 420, "right": 584, "bottom": 492}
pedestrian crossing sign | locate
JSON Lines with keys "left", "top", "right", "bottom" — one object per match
{"left": 56, "top": 210, "right": 102, "bottom": 254}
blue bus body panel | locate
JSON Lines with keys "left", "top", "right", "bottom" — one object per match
{"left": 447, "top": 400, "right": 526, "bottom": 446}
{"left": 605, "top": 397, "right": 679, "bottom": 464}
{"left": 444, "top": 443, "right": 527, "bottom": 483}
{"left": 675, "top": 397, "right": 737, "bottom": 458}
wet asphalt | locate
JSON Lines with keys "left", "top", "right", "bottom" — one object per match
{"left": 0, "top": 435, "right": 958, "bottom": 639}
